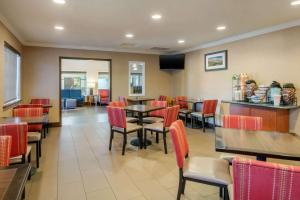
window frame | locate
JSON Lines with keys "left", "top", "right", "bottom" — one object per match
{"left": 3, "top": 42, "right": 21, "bottom": 109}
{"left": 128, "top": 61, "right": 145, "bottom": 97}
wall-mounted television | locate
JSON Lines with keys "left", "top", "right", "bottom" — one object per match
{"left": 159, "top": 54, "right": 185, "bottom": 70}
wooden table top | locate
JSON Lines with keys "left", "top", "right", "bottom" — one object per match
{"left": 0, "top": 115, "right": 48, "bottom": 125}
{"left": 215, "top": 127, "right": 300, "bottom": 161}
{"left": 0, "top": 164, "right": 31, "bottom": 200}
{"left": 125, "top": 105, "right": 165, "bottom": 113}
{"left": 127, "top": 97, "right": 155, "bottom": 102}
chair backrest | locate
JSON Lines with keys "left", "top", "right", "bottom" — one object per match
{"left": 0, "top": 136, "right": 12, "bottom": 167}
{"left": 149, "top": 100, "right": 167, "bottom": 117}
{"left": 202, "top": 99, "right": 218, "bottom": 115}
{"left": 109, "top": 101, "right": 126, "bottom": 108}
{"left": 107, "top": 106, "right": 127, "bottom": 128}
{"left": 158, "top": 95, "right": 167, "bottom": 101}
{"left": 99, "top": 89, "right": 109, "bottom": 98}
{"left": 0, "top": 123, "right": 28, "bottom": 158}
{"left": 118, "top": 96, "right": 128, "bottom": 106}
{"left": 13, "top": 107, "right": 44, "bottom": 132}
{"left": 222, "top": 115, "right": 263, "bottom": 131}
{"left": 233, "top": 157, "right": 300, "bottom": 200}
{"left": 175, "top": 96, "right": 188, "bottom": 109}
{"left": 13, "top": 107, "right": 43, "bottom": 117}
{"left": 169, "top": 120, "right": 189, "bottom": 169}
{"left": 31, "top": 98, "right": 50, "bottom": 113}
{"left": 164, "top": 105, "right": 180, "bottom": 127}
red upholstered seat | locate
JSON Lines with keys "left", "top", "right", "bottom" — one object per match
{"left": 109, "top": 101, "right": 126, "bottom": 108}
{"left": 0, "top": 136, "right": 12, "bottom": 167}
{"left": 99, "top": 89, "right": 110, "bottom": 105}
{"left": 232, "top": 157, "right": 300, "bottom": 200}
{"left": 158, "top": 95, "right": 167, "bottom": 101}
{"left": 149, "top": 100, "right": 167, "bottom": 118}
{"left": 169, "top": 120, "right": 231, "bottom": 200}
{"left": 31, "top": 98, "right": 50, "bottom": 114}
{"left": 222, "top": 115, "right": 263, "bottom": 131}
{"left": 107, "top": 106, "right": 142, "bottom": 155}
{"left": 175, "top": 96, "right": 188, "bottom": 109}
{"left": 144, "top": 105, "right": 180, "bottom": 154}
{"left": 0, "top": 123, "right": 28, "bottom": 160}
{"left": 13, "top": 107, "right": 43, "bottom": 132}
{"left": 118, "top": 96, "right": 128, "bottom": 106}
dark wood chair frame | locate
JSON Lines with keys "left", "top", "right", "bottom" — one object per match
{"left": 191, "top": 113, "right": 216, "bottom": 132}
{"left": 109, "top": 126, "right": 143, "bottom": 155}
{"left": 144, "top": 127, "right": 169, "bottom": 154}
{"left": 176, "top": 154, "right": 229, "bottom": 200}
{"left": 178, "top": 110, "right": 192, "bottom": 126}
{"left": 28, "top": 131, "right": 42, "bottom": 168}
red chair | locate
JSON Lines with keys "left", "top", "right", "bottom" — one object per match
{"left": 143, "top": 100, "right": 167, "bottom": 124}
{"left": 169, "top": 120, "right": 231, "bottom": 200}
{"left": 13, "top": 107, "right": 43, "bottom": 168}
{"left": 99, "top": 89, "right": 110, "bottom": 105}
{"left": 222, "top": 115, "right": 263, "bottom": 131}
{"left": 107, "top": 106, "right": 143, "bottom": 155}
{"left": 0, "top": 136, "right": 12, "bottom": 167}
{"left": 232, "top": 157, "right": 300, "bottom": 200}
{"left": 118, "top": 96, "right": 128, "bottom": 106}
{"left": 158, "top": 95, "right": 167, "bottom": 101}
{"left": 108, "top": 101, "right": 138, "bottom": 123}
{"left": 15, "top": 104, "right": 43, "bottom": 109}
{"left": 144, "top": 105, "right": 179, "bottom": 154}
{"left": 0, "top": 123, "right": 30, "bottom": 165}
{"left": 30, "top": 98, "right": 50, "bottom": 114}
{"left": 191, "top": 99, "right": 218, "bottom": 132}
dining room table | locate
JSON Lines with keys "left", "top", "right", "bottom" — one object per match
{"left": 125, "top": 104, "right": 165, "bottom": 147}
{"left": 215, "top": 127, "right": 300, "bottom": 161}
{"left": 0, "top": 164, "right": 31, "bottom": 200}
{"left": 0, "top": 115, "right": 48, "bottom": 125}
{"left": 126, "top": 97, "right": 155, "bottom": 105}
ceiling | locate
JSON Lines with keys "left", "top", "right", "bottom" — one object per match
{"left": 1, "top": 0, "right": 300, "bottom": 54}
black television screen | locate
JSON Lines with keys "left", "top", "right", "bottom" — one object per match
{"left": 159, "top": 54, "right": 185, "bottom": 70}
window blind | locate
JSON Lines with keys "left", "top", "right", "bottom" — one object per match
{"left": 3, "top": 45, "right": 21, "bottom": 107}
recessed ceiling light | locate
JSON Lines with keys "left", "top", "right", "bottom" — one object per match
{"left": 53, "top": 0, "right": 66, "bottom": 4}
{"left": 151, "top": 14, "right": 162, "bottom": 20}
{"left": 216, "top": 26, "right": 226, "bottom": 31}
{"left": 178, "top": 40, "right": 185, "bottom": 44}
{"left": 291, "top": 0, "right": 300, "bottom": 6}
{"left": 125, "top": 33, "right": 134, "bottom": 38}
{"left": 54, "top": 25, "right": 64, "bottom": 30}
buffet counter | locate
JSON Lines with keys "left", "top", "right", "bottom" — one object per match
{"left": 222, "top": 100, "right": 300, "bottom": 133}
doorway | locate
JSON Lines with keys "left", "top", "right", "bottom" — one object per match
{"left": 59, "top": 57, "right": 112, "bottom": 125}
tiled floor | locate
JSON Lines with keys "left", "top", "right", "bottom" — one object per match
{"left": 25, "top": 106, "right": 299, "bottom": 200}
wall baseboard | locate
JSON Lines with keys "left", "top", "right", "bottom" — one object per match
{"left": 48, "top": 122, "right": 61, "bottom": 127}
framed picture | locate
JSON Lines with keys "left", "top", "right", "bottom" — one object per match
{"left": 205, "top": 50, "right": 227, "bottom": 71}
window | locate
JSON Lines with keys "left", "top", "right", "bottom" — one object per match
{"left": 129, "top": 61, "right": 145, "bottom": 96}
{"left": 61, "top": 72, "right": 87, "bottom": 95}
{"left": 98, "top": 72, "right": 110, "bottom": 90}
{"left": 3, "top": 43, "right": 21, "bottom": 107}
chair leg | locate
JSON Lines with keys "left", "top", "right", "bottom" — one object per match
{"left": 163, "top": 132, "right": 167, "bottom": 154}
{"left": 109, "top": 130, "right": 113, "bottom": 151}
{"left": 181, "top": 179, "right": 186, "bottom": 194}
{"left": 202, "top": 116, "right": 205, "bottom": 132}
{"left": 35, "top": 142, "right": 39, "bottom": 168}
{"left": 122, "top": 134, "right": 127, "bottom": 156}
{"left": 39, "top": 141, "right": 42, "bottom": 157}
{"left": 156, "top": 133, "right": 159, "bottom": 143}
{"left": 223, "top": 187, "right": 229, "bottom": 200}
{"left": 184, "top": 114, "right": 187, "bottom": 126}
{"left": 219, "top": 187, "right": 223, "bottom": 197}
{"left": 144, "top": 130, "right": 147, "bottom": 149}
{"left": 213, "top": 116, "right": 216, "bottom": 131}
{"left": 27, "top": 151, "right": 31, "bottom": 163}
{"left": 191, "top": 116, "right": 194, "bottom": 128}
{"left": 177, "top": 171, "right": 183, "bottom": 200}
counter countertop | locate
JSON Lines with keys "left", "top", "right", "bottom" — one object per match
{"left": 222, "top": 100, "right": 300, "bottom": 110}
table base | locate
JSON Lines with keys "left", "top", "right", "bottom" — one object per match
{"left": 130, "top": 139, "right": 152, "bottom": 147}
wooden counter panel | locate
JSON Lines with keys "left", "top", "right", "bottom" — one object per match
{"left": 229, "top": 104, "right": 289, "bottom": 133}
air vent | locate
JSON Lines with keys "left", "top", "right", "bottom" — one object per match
{"left": 150, "top": 47, "right": 170, "bottom": 51}
{"left": 120, "top": 43, "right": 137, "bottom": 48}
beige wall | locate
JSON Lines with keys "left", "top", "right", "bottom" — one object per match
{"left": 172, "top": 26, "right": 300, "bottom": 133}
{"left": 22, "top": 46, "right": 172, "bottom": 123}
{"left": 0, "top": 21, "right": 22, "bottom": 117}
